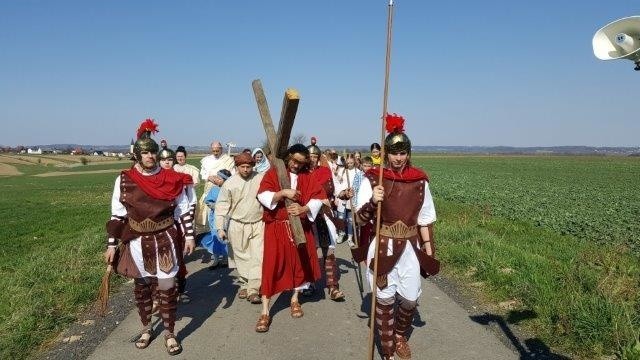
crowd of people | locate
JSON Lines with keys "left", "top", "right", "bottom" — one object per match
{"left": 104, "top": 115, "right": 437, "bottom": 359}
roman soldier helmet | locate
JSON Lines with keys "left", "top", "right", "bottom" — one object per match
{"left": 384, "top": 113, "right": 411, "bottom": 155}
{"left": 307, "top": 144, "right": 321, "bottom": 156}
{"left": 159, "top": 147, "right": 176, "bottom": 161}
{"left": 133, "top": 118, "right": 160, "bottom": 161}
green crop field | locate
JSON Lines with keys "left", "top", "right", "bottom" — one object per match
{"left": 1, "top": 154, "right": 639, "bottom": 359}
{"left": 0, "top": 157, "right": 202, "bottom": 359}
{"left": 420, "top": 155, "right": 640, "bottom": 250}
{"left": 413, "top": 155, "right": 640, "bottom": 359}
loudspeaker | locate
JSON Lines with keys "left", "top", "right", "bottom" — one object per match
{"left": 592, "top": 16, "right": 640, "bottom": 70}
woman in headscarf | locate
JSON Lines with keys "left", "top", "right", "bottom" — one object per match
{"left": 252, "top": 147, "right": 271, "bottom": 173}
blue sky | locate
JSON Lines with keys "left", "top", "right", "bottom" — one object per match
{"left": 1, "top": 0, "right": 638, "bottom": 147}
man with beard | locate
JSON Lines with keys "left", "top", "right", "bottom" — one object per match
{"left": 104, "top": 119, "right": 195, "bottom": 355}
{"left": 196, "top": 141, "right": 235, "bottom": 235}
{"left": 254, "top": 144, "right": 323, "bottom": 332}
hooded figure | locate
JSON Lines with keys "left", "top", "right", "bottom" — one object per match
{"left": 252, "top": 147, "right": 271, "bottom": 173}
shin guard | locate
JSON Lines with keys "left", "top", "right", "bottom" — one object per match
{"left": 375, "top": 297, "right": 395, "bottom": 358}
{"left": 394, "top": 295, "right": 417, "bottom": 359}
{"left": 157, "top": 286, "right": 178, "bottom": 334}
{"left": 133, "top": 280, "right": 153, "bottom": 327}
{"left": 325, "top": 253, "right": 339, "bottom": 288}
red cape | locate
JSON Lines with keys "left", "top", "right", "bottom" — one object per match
{"left": 366, "top": 165, "right": 429, "bottom": 183}
{"left": 124, "top": 167, "right": 193, "bottom": 201}
{"left": 309, "top": 165, "right": 332, "bottom": 187}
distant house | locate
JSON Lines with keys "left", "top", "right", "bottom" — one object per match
{"left": 27, "top": 148, "right": 42, "bottom": 154}
{"left": 71, "top": 147, "right": 85, "bottom": 155}
{"left": 92, "top": 151, "right": 105, "bottom": 156}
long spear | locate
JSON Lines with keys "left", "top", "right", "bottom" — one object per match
{"left": 342, "top": 150, "right": 360, "bottom": 247}
{"left": 367, "top": 1, "right": 395, "bottom": 359}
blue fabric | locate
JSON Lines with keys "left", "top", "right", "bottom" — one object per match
{"left": 338, "top": 209, "right": 354, "bottom": 236}
{"left": 252, "top": 147, "right": 271, "bottom": 173}
{"left": 201, "top": 186, "right": 228, "bottom": 257}
{"left": 352, "top": 169, "right": 364, "bottom": 208}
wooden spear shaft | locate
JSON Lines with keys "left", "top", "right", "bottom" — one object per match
{"left": 368, "top": 1, "right": 394, "bottom": 359}
{"left": 343, "top": 154, "right": 360, "bottom": 248}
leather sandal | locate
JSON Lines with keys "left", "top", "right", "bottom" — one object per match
{"left": 247, "top": 293, "right": 262, "bottom": 304}
{"left": 238, "top": 289, "right": 248, "bottom": 299}
{"left": 290, "top": 301, "right": 304, "bottom": 318}
{"left": 395, "top": 335, "right": 412, "bottom": 359}
{"left": 134, "top": 329, "right": 153, "bottom": 349}
{"left": 255, "top": 314, "right": 271, "bottom": 332}
{"left": 328, "top": 286, "right": 345, "bottom": 301}
{"left": 164, "top": 333, "right": 182, "bottom": 356}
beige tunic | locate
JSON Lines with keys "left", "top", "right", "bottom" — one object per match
{"left": 173, "top": 163, "right": 200, "bottom": 185}
{"left": 214, "top": 171, "right": 265, "bottom": 294}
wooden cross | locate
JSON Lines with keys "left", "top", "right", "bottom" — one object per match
{"left": 252, "top": 79, "right": 306, "bottom": 245}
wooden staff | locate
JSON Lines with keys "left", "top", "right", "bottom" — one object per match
{"left": 343, "top": 151, "right": 360, "bottom": 248}
{"left": 368, "top": 1, "right": 395, "bottom": 359}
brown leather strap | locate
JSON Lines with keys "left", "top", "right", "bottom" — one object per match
{"left": 141, "top": 235, "right": 158, "bottom": 274}
{"left": 156, "top": 232, "right": 175, "bottom": 274}
{"left": 375, "top": 300, "right": 395, "bottom": 356}
{"left": 180, "top": 209, "right": 195, "bottom": 242}
{"left": 395, "top": 304, "right": 416, "bottom": 338}
{"left": 157, "top": 287, "right": 178, "bottom": 333}
{"left": 379, "top": 221, "right": 418, "bottom": 238}
{"left": 324, "top": 254, "right": 339, "bottom": 287}
{"left": 129, "top": 216, "right": 174, "bottom": 233}
{"left": 356, "top": 200, "right": 376, "bottom": 224}
{"left": 134, "top": 282, "right": 153, "bottom": 326}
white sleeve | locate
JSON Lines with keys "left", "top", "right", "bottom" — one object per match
{"left": 179, "top": 184, "right": 197, "bottom": 207}
{"left": 174, "top": 188, "right": 192, "bottom": 219}
{"left": 355, "top": 177, "right": 373, "bottom": 212}
{"left": 306, "top": 199, "right": 323, "bottom": 221}
{"left": 108, "top": 176, "right": 127, "bottom": 246}
{"left": 200, "top": 158, "right": 209, "bottom": 181}
{"left": 333, "top": 173, "right": 347, "bottom": 196}
{"left": 190, "top": 166, "right": 200, "bottom": 185}
{"left": 257, "top": 191, "right": 277, "bottom": 210}
{"left": 111, "top": 176, "right": 127, "bottom": 218}
{"left": 417, "top": 181, "right": 437, "bottom": 225}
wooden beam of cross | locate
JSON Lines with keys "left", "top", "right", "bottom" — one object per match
{"left": 252, "top": 79, "right": 306, "bottom": 245}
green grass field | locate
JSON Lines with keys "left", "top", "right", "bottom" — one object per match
{"left": 0, "top": 167, "right": 119, "bottom": 358}
{"left": 414, "top": 155, "right": 640, "bottom": 359}
{"left": 1, "top": 154, "right": 639, "bottom": 359}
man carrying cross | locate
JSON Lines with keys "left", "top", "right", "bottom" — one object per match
{"left": 255, "top": 144, "right": 323, "bottom": 332}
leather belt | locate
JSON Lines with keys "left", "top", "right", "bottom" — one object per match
{"left": 129, "top": 217, "right": 174, "bottom": 233}
{"left": 379, "top": 220, "right": 418, "bottom": 239}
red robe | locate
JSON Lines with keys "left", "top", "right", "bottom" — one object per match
{"left": 258, "top": 167, "right": 323, "bottom": 297}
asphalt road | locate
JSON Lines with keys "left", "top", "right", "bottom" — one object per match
{"left": 80, "top": 243, "right": 519, "bottom": 360}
